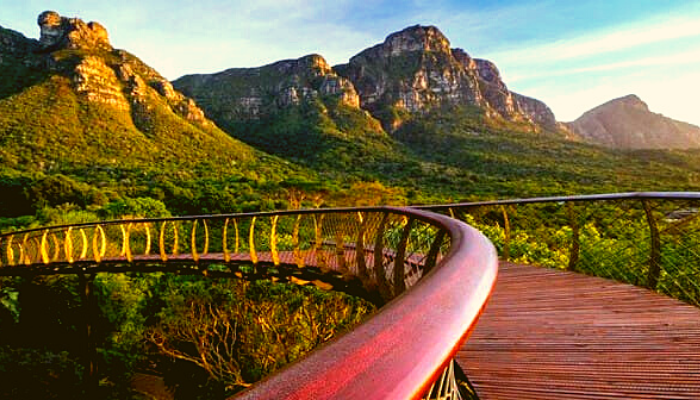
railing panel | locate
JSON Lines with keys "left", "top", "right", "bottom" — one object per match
{"left": 423, "top": 192, "right": 700, "bottom": 307}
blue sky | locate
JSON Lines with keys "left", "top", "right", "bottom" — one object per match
{"left": 2, "top": 0, "right": 700, "bottom": 125}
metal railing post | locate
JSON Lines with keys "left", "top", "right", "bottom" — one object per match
{"left": 566, "top": 202, "right": 580, "bottom": 272}
{"left": 424, "top": 230, "right": 447, "bottom": 275}
{"left": 373, "top": 213, "right": 392, "bottom": 301}
{"left": 393, "top": 218, "right": 414, "bottom": 296}
{"left": 500, "top": 206, "right": 510, "bottom": 262}
{"left": 642, "top": 200, "right": 662, "bottom": 289}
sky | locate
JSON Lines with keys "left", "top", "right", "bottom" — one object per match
{"left": 2, "top": 0, "right": 700, "bottom": 125}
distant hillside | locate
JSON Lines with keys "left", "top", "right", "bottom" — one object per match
{"left": 567, "top": 95, "right": 700, "bottom": 149}
{"left": 173, "top": 54, "right": 395, "bottom": 169}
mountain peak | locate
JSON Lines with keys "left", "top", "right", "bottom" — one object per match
{"left": 336, "top": 24, "right": 557, "bottom": 131}
{"left": 276, "top": 53, "right": 333, "bottom": 76}
{"left": 384, "top": 25, "right": 451, "bottom": 55}
{"left": 37, "top": 10, "right": 111, "bottom": 51}
{"left": 568, "top": 95, "right": 700, "bottom": 149}
{"left": 611, "top": 94, "right": 649, "bottom": 111}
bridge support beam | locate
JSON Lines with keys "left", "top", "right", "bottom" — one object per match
{"left": 78, "top": 272, "right": 98, "bottom": 396}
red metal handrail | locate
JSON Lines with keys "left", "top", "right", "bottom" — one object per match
{"left": 233, "top": 207, "right": 498, "bottom": 399}
{"left": 416, "top": 191, "right": 700, "bottom": 209}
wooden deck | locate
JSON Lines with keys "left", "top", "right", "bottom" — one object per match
{"left": 457, "top": 262, "right": 700, "bottom": 400}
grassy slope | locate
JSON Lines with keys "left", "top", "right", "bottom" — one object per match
{"left": 0, "top": 43, "right": 323, "bottom": 217}
{"left": 391, "top": 108, "right": 700, "bottom": 198}
{"left": 0, "top": 74, "right": 257, "bottom": 178}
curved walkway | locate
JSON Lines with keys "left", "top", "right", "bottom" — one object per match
{"left": 458, "top": 262, "right": 700, "bottom": 399}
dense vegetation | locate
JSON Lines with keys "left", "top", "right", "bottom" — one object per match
{"left": 218, "top": 102, "right": 700, "bottom": 202}
{"left": 0, "top": 273, "right": 374, "bottom": 399}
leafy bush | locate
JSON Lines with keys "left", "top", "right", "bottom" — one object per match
{"left": 100, "top": 197, "right": 171, "bottom": 219}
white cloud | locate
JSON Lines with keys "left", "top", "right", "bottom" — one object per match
{"left": 481, "top": 3, "right": 700, "bottom": 127}
{"left": 506, "top": 46, "right": 700, "bottom": 83}
{"left": 485, "top": 11, "right": 700, "bottom": 67}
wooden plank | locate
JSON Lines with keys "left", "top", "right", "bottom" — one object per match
{"left": 458, "top": 262, "right": 700, "bottom": 399}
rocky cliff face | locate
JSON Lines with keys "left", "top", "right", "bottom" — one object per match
{"left": 174, "top": 54, "right": 360, "bottom": 122}
{"left": 37, "top": 10, "right": 110, "bottom": 51}
{"left": 0, "top": 25, "right": 39, "bottom": 62}
{"left": 566, "top": 95, "right": 700, "bottom": 149}
{"left": 174, "top": 25, "right": 558, "bottom": 134}
{"left": 0, "top": 11, "right": 260, "bottom": 178}
{"left": 513, "top": 93, "right": 557, "bottom": 130}
{"left": 336, "top": 27, "right": 485, "bottom": 117}
{"left": 0, "top": 11, "right": 214, "bottom": 131}
{"left": 335, "top": 25, "right": 557, "bottom": 131}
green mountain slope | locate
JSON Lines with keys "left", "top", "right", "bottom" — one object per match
{"left": 174, "top": 54, "right": 399, "bottom": 173}
{"left": 391, "top": 108, "right": 700, "bottom": 198}
{"left": 0, "top": 14, "right": 319, "bottom": 219}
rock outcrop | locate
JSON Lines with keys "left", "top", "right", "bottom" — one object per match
{"left": 513, "top": 93, "right": 557, "bottom": 130}
{"left": 566, "top": 95, "right": 700, "bottom": 149}
{"left": 174, "top": 54, "right": 361, "bottom": 121}
{"left": 335, "top": 25, "right": 557, "bottom": 131}
{"left": 3, "top": 11, "right": 214, "bottom": 130}
{"left": 73, "top": 55, "right": 130, "bottom": 110}
{"left": 37, "top": 10, "right": 111, "bottom": 51}
{"left": 0, "top": 25, "right": 38, "bottom": 59}
{"left": 112, "top": 52, "right": 211, "bottom": 127}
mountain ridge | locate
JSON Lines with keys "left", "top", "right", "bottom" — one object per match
{"left": 567, "top": 94, "right": 700, "bottom": 149}
{"left": 331, "top": 25, "right": 557, "bottom": 131}
{"left": 175, "top": 25, "right": 559, "bottom": 135}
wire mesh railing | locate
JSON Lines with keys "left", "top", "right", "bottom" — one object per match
{"left": 0, "top": 206, "right": 498, "bottom": 400}
{"left": 421, "top": 192, "right": 700, "bottom": 307}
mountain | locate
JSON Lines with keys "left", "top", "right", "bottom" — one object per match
{"left": 174, "top": 54, "right": 361, "bottom": 119}
{"left": 334, "top": 25, "right": 557, "bottom": 132}
{"left": 173, "top": 53, "right": 395, "bottom": 172}
{"left": 0, "top": 11, "right": 315, "bottom": 216}
{"left": 175, "top": 25, "right": 558, "bottom": 135}
{"left": 5, "top": 13, "right": 700, "bottom": 220}
{"left": 1, "top": 11, "right": 251, "bottom": 168}
{"left": 567, "top": 95, "right": 700, "bottom": 149}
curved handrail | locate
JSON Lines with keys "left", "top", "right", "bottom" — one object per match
{"left": 420, "top": 192, "right": 700, "bottom": 307}
{"left": 416, "top": 191, "right": 700, "bottom": 209}
{"left": 0, "top": 206, "right": 498, "bottom": 399}
{"left": 234, "top": 207, "right": 497, "bottom": 399}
